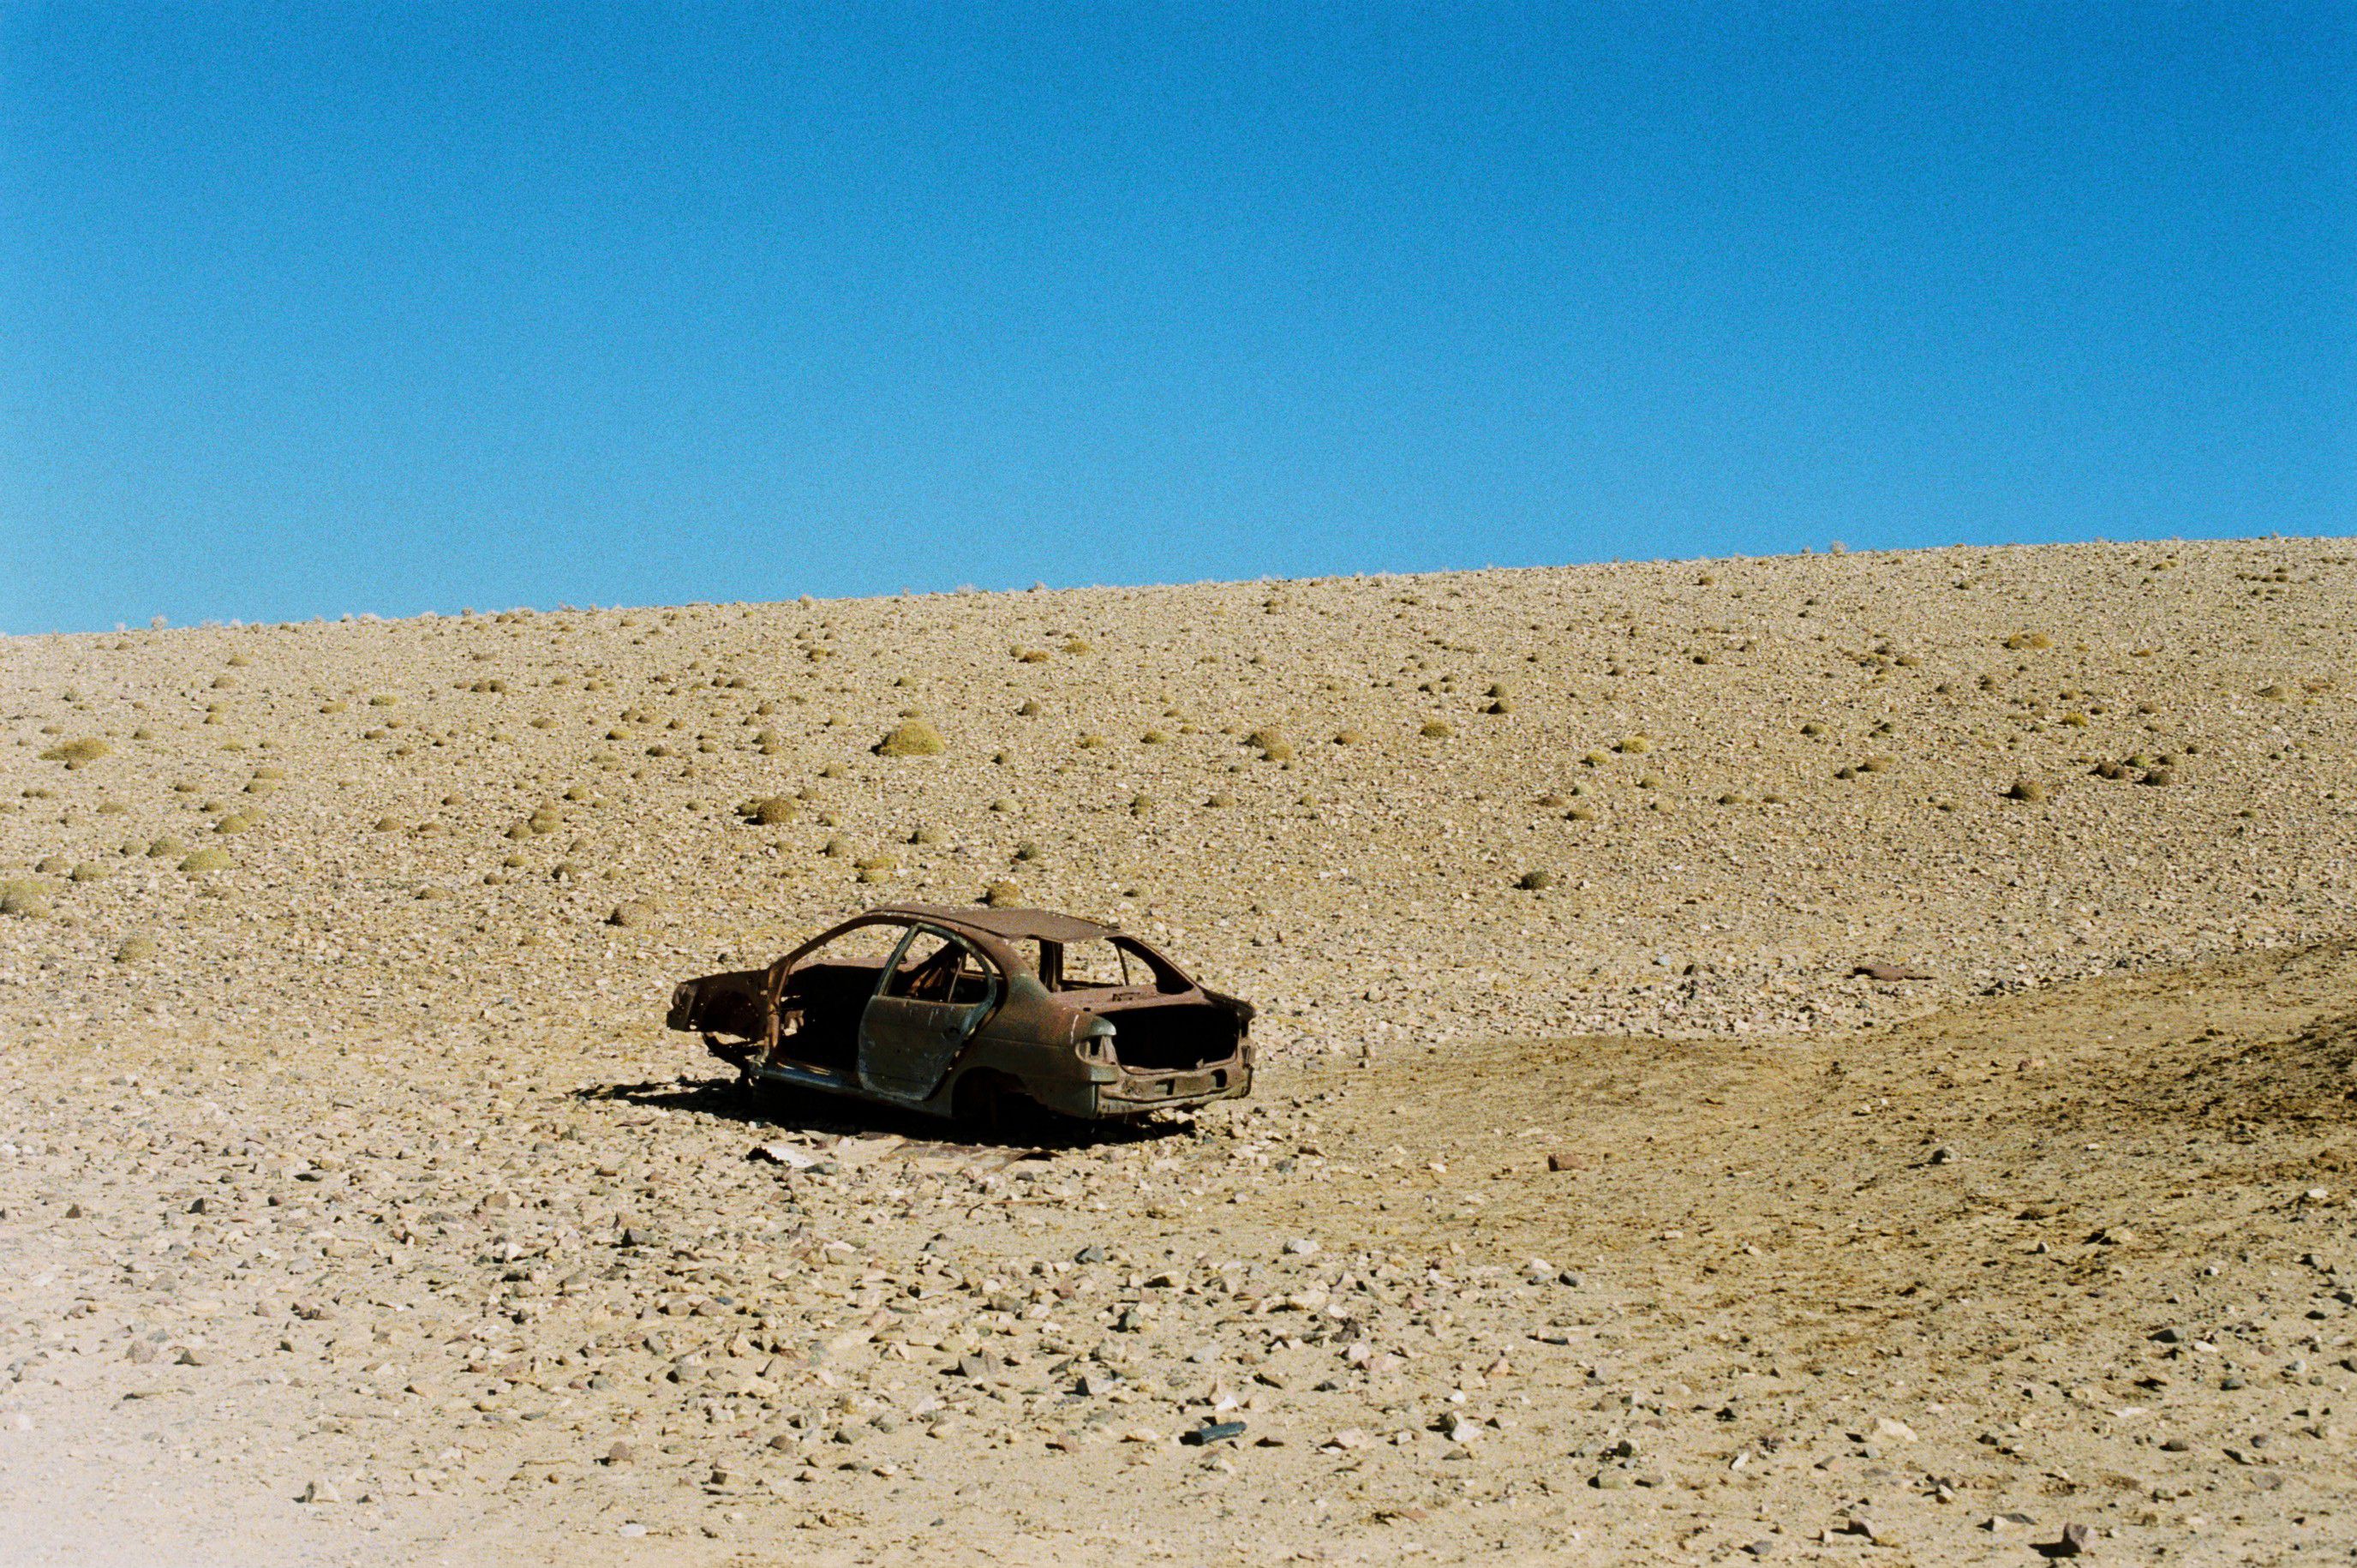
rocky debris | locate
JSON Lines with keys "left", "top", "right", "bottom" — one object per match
{"left": 1, "top": 541, "right": 2353, "bottom": 1562}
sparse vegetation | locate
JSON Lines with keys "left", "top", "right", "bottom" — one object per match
{"left": 874, "top": 720, "right": 947, "bottom": 757}
{"left": 0, "top": 877, "right": 54, "bottom": 917}
{"left": 39, "top": 738, "right": 110, "bottom": 769}
{"left": 1246, "top": 727, "right": 1295, "bottom": 762}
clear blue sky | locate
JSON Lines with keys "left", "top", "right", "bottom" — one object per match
{"left": 3, "top": 3, "right": 2350, "bottom": 632}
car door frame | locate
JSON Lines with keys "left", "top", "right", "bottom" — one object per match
{"left": 856, "top": 924, "right": 1003, "bottom": 1102}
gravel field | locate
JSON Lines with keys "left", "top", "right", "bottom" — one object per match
{"left": 3, "top": 537, "right": 2354, "bottom": 1565}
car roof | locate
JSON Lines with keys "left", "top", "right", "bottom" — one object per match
{"left": 869, "top": 903, "right": 1120, "bottom": 945}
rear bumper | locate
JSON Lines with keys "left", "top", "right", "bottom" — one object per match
{"left": 1092, "top": 1060, "right": 1252, "bottom": 1115}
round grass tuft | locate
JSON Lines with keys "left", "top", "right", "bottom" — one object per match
{"left": 39, "top": 738, "right": 110, "bottom": 769}
{"left": 874, "top": 719, "right": 947, "bottom": 757}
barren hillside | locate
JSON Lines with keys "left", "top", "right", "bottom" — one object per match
{"left": 3, "top": 539, "right": 2354, "bottom": 1565}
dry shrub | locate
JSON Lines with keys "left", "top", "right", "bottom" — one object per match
{"left": 1246, "top": 727, "right": 1294, "bottom": 762}
{"left": 739, "top": 798, "right": 797, "bottom": 826}
{"left": 2006, "top": 779, "right": 2050, "bottom": 803}
{"left": 1615, "top": 735, "right": 1650, "bottom": 754}
{"left": 39, "top": 738, "right": 110, "bottom": 768}
{"left": 179, "top": 847, "right": 233, "bottom": 873}
{"left": 0, "top": 878, "right": 54, "bottom": 917}
{"left": 875, "top": 720, "right": 947, "bottom": 757}
{"left": 982, "top": 879, "right": 1022, "bottom": 908}
{"left": 607, "top": 900, "right": 659, "bottom": 928}
{"left": 115, "top": 935, "right": 156, "bottom": 964}
{"left": 1516, "top": 870, "right": 1555, "bottom": 891}
{"left": 1421, "top": 718, "right": 1454, "bottom": 739}
{"left": 147, "top": 836, "right": 186, "bottom": 859}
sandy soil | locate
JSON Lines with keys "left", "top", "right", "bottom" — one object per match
{"left": 2, "top": 538, "right": 2354, "bottom": 1564}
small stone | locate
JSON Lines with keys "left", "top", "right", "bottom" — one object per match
{"left": 1074, "top": 1244, "right": 1106, "bottom": 1264}
{"left": 297, "top": 1477, "right": 341, "bottom": 1505}
{"left": 2049, "top": 1521, "right": 2094, "bottom": 1556}
{"left": 1872, "top": 1415, "right": 1918, "bottom": 1443}
{"left": 604, "top": 1441, "right": 636, "bottom": 1465}
{"left": 1181, "top": 1421, "right": 1247, "bottom": 1446}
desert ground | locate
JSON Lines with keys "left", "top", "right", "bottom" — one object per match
{"left": 2, "top": 538, "right": 2354, "bottom": 1565}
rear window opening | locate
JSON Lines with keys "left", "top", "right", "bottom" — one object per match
{"left": 1027, "top": 937, "right": 1190, "bottom": 993}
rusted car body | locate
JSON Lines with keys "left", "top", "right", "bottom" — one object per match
{"left": 665, "top": 904, "right": 1254, "bottom": 1122}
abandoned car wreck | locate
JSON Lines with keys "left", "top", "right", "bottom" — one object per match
{"left": 666, "top": 904, "right": 1255, "bottom": 1122}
